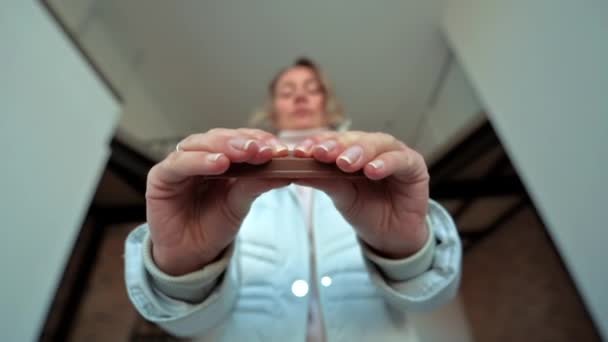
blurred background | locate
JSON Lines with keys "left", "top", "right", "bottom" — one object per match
{"left": 2, "top": 0, "right": 607, "bottom": 341}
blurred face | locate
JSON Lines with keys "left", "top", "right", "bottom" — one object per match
{"left": 272, "top": 66, "right": 328, "bottom": 130}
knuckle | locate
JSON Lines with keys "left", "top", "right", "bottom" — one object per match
{"left": 163, "top": 151, "right": 180, "bottom": 169}
{"left": 206, "top": 128, "right": 227, "bottom": 136}
{"left": 340, "top": 132, "right": 358, "bottom": 144}
{"left": 366, "top": 132, "right": 392, "bottom": 151}
{"left": 240, "top": 128, "right": 273, "bottom": 140}
{"left": 146, "top": 162, "right": 166, "bottom": 187}
{"left": 392, "top": 136, "right": 406, "bottom": 148}
{"left": 378, "top": 131, "right": 394, "bottom": 142}
{"left": 314, "top": 132, "right": 334, "bottom": 142}
{"left": 345, "top": 130, "right": 362, "bottom": 140}
{"left": 249, "top": 128, "right": 270, "bottom": 135}
{"left": 180, "top": 134, "right": 195, "bottom": 145}
{"left": 147, "top": 164, "right": 159, "bottom": 181}
{"left": 409, "top": 150, "right": 425, "bottom": 166}
{"left": 373, "top": 131, "right": 388, "bottom": 140}
{"left": 311, "top": 133, "right": 329, "bottom": 143}
{"left": 182, "top": 132, "right": 207, "bottom": 145}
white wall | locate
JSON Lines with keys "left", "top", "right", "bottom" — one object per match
{"left": 50, "top": 0, "right": 181, "bottom": 147}
{"left": 0, "top": 2, "right": 119, "bottom": 341}
{"left": 415, "top": 57, "right": 485, "bottom": 163}
{"left": 444, "top": 0, "right": 608, "bottom": 339}
{"left": 79, "top": 0, "right": 451, "bottom": 142}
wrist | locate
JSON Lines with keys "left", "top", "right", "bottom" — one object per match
{"left": 362, "top": 220, "right": 429, "bottom": 259}
{"left": 151, "top": 243, "right": 221, "bottom": 276}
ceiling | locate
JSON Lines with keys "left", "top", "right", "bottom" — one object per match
{"left": 54, "top": 0, "right": 451, "bottom": 144}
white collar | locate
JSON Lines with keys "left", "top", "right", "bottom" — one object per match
{"left": 278, "top": 127, "right": 331, "bottom": 144}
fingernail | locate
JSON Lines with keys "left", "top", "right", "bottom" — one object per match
{"left": 268, "top": 139, "right": 289, "bottom": 153}
{"left": 368, "top": 159, "right": 384, "bottom": 169}
{"left": 338, "top": 145, "right": 363, "bottom": 165}
{"left": 229, "top": 138, "right": 257, "bottom": 151}
{"left": 295, "top": 139, "right": 314, "bottom": 154}
{"left": 207, "top": 153, "right": 224, "bottom": 162}
{"left": 314, "top": 140, "right": 337, "bottom": 153}
{"left": 258, "top": 145, "right": 273, "bottom": 153}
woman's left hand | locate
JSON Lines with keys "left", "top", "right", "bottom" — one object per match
{"left": 293, "top": 131, "right": 430, "bottom": 259}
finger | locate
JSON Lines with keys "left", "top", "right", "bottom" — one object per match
{"left": 363, "top": 149, "right": 430, "bottom": 184}
{"left": 248, "top": 136, "right": 290, "bottom": 163}
{"left": 334, "top": 133, "right": 405, "bottom": 173}
{"left": 310, "top": 139, "right": 342, "bottom": 163}
{"left": 293, "top": 138, "right": 316, "bottom": 157}
{"left": 227, "top": 178, "right": 292, "bottom": 218}
{"left": 180, "top": 129, "right": 288, "bottom": 161}
{"left": 235, "top": 128, "right": 275, "bottom": 140}
{"left": 293, "top": 131, "right": 404, "bottom": 172}
{"left": 176, "top": 131, "right": 258, "bottom": 162}
{"left": 293, "top": 131, "right": 341, "bottom": 157}
{"left": 177, "top": 131, "right": 264, "bottom": 163}
{"left": 150, "top": 151, "right": 230, "bottom": 185}
{"left": 235, "top": 128, "right": 289, "bottom": 157}
{"left": 309, "top": 131, "right": 364, "bottom": 146}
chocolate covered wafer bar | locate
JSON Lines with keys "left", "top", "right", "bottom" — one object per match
{"left": 205, "top": 157, "right": 366, "bottom": 179}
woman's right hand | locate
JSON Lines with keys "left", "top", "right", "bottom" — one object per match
{"left": 145, "top": 128, "right": 290, "bottom": 276}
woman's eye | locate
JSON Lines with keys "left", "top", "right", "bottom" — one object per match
{"left": 279, "top": 91, "right": 293, "bottom": 98}
{"left": 305, "top": 83, "right": 321, "bottom": 94}
{"left": 277, "top": 85, "right": 295, "bottom": 98}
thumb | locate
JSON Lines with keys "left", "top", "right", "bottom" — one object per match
{"left": 226, "top": 178, "right": 292, "bottom": 218}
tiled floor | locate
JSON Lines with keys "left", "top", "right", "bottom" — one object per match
{"left": 460, "top": 207, "right": 601, "bottom": 341}
{"left": 68, "top": 223, "right": 144, "bottom": 342}
{"left": 68, "top": 206, "right": 601, "bottom": 341}
{"left": 68, "top": 222, "right": 187, "bottom": 342}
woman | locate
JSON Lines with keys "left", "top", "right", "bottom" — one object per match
{"left": 125, "top": 58, "right": 462, "bottom": 341}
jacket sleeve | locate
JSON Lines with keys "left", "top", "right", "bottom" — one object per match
{"left": 124, "top": 224, "right": 239, "bottom": 338}
{"left": 359, "top": 199, "right": 462, "bottom": 311}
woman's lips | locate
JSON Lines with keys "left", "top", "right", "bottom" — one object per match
{"left": 293, "top": 108, "right": 313, "bottom": 117}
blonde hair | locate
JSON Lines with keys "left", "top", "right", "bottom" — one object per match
{"left": 249, "top": 57, "right": 347, "bottom": 132}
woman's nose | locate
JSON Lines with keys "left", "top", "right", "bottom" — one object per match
{"left": 294, "top": 93, "right": 308, "bottom": 103}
